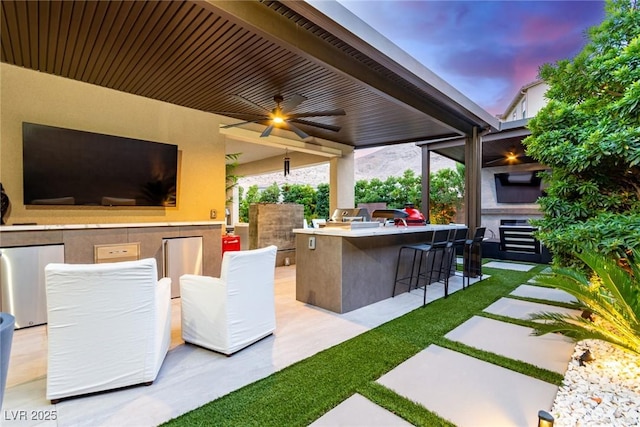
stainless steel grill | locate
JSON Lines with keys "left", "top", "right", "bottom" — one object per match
{"left": 329, "top": 208, "right": 371, "bottom": 222}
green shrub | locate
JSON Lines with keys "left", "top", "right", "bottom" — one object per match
{"left": 530, "top": 247, "right": 640, "bottom": 356}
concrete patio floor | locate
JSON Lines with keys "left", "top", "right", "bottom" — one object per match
{"left": 3, "top": 260, "right": 574, "bottom": 427}
{"left": 2, "top": 265, "right": 482, "bottom": 427}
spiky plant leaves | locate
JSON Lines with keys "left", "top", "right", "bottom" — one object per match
{"left": 530, "top": 249, "right": 640, "bottom": 356}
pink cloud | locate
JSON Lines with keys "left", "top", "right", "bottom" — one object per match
{"left": 340, "top": 0, "right": 605, "bottom": 113}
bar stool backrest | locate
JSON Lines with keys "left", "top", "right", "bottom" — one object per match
{"left": 431, "top": 228, "right": 451, "bottom": 249}
{"left": 452, "top": 227, "right": 469, "bottom": 246}
{"left": 473, "top": 227, "right": 486, "bottom": 243}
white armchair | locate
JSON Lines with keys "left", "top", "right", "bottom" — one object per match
{"left": 180, "top": 245, "right": 277, "bottom": 355}
{"left": 45, "top": 258, "right": 171, "bottom": 403}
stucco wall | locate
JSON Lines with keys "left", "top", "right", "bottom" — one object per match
{"left": 503, "top": 82, "right": 549, "bottom": 122}
{"left": 0, "top": 64, "right": 226, "bottom": 225}
{"left": 525, "top": 83, "right": 549, "bottom": 118}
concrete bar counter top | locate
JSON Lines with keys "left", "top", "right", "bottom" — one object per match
{"left": 293, "top": 224, "right": 463, "bottom": 313}
{"left": 293, "top": 224, "right": 454, "bottom": 237}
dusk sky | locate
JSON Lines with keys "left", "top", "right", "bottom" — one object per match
{"left": 338, "top": 1, "right": 606, "bottom": 116}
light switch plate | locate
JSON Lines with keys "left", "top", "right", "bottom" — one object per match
{"left": 210, "top": 209, "right": 217, "bottom": 219}
{"left": 308, "top": 236, "right": 316, "bottom": 250}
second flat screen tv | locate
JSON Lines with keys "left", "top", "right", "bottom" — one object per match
{"left": 23, "top": 123, "right": 178, "bottom": 207}
{"left": 494, "top": 171, "right": 544, "bottom": 204}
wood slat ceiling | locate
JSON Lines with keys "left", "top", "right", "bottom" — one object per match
{"left": 1, "top": 0, "right": 478, "bottom": 149}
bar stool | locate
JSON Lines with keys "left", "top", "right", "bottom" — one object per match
{"left": 392, "top": 229, "right": 451, "bottom": 304}
{"left": 450, "top": 226, "right": 469, "bottom": 279}
{"left": 463, "top": 227, "right": 486, "bottom": 289}
{"left": 421, "top": 228, "right": 456, "bottom": 303}
{"left": 392, "top": 231, "right": 434, "bottom": 296}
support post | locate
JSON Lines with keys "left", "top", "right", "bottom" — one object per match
{"left": 421, "top": 147, "right": 431, "bottom": 222}
{"left": 464, "top": 126, "right": 482, "bottom": 276}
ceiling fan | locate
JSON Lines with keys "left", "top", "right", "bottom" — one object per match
{"left": 485, "top": 145, "right": 527, "bottom": 166}
{"left": 217, "top": 94, "right": 346, "bottom": 140}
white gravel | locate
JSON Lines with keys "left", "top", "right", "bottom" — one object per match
{"left": 550, "top": 339, "right": 640, "bottom": 426}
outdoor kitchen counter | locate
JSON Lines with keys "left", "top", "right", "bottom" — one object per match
{"left": 293, "top": 224, "right": 462, "bottom": 313}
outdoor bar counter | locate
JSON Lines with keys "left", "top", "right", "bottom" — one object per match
{"left": 293, "top": 224, "right": 462, "bottom": 313}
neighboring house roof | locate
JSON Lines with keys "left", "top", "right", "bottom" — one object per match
{"left": 498, "top": 79, "right": 546, "bottom": 121}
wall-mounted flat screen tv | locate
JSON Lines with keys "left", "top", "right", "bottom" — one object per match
{"left": 494, "top": 170, "right": 546, "bottom": 203}
{"left": 23, "top": 123, "right": 178, "bottom": 207}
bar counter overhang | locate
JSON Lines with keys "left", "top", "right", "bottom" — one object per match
{"left": 294, "top": 224, "right": 463, "bottom": 313}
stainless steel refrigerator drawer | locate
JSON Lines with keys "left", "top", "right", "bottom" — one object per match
{"left": 163, "top": 237, "right": 203, "bottom": 298}
{"left": 0, "top": 244, "right": 65, "bottom": 329}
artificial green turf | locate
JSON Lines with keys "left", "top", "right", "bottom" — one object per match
{"left": 164, "top": 265, "right": 550, "bottom": 427}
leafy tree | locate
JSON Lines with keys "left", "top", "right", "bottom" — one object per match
{"left": 523, "top": 0, "right": 640, "bottom": 267}
{"left": 282, "top": 184, "right": 317, "bottom": 219}
{"left": 353, "top": 167, "right": 464, "bottom": 219}
{"left": 259, "top": 182, "right": 281, "bottom": 203}
{"left": 315, "top": 183, "right": 330, "bottom": 219}
{"left": 354, "top": 171, "right": 423, "bottom": 209}
{"left": 237, "top": 166, "right": 464, "bottom": 224}
{"left": 429, "top": 164, "right": 465, "bottom": 224}
{"left": 392, "top": 169, "right": 422, "bottom": 208}
{"left": 238, "top": 185, "right": 260, "bottom": 222}
{"left": 355, "top": 177, "right": 393, "bottom": 205}
{"left": 530, "top": 247, "right": 640, "bottom": 356}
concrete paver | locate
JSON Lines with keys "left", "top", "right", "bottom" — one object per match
{"left": 445, "top": 315, "right": 575, "bottom": 374}
{"left": 510, "top": 284, "right": 578, "bottom": 304}
{"left": 309, "top": 394, "right": 413, "bottom": 427}
{"left": 484, "top": 261, "right": 535, "bottom": 271}
{"left": 377, "top": 345, "right": 559, "bottom": 427}
{"left": 483, "top": 297, "right": 580, "bottom": 320}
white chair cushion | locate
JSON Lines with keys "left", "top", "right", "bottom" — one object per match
{"left": 180, "top": 245, "right": 277, "bottom": 355}
{"left": 45, "top": 258, "right": 171, "bottom": 401}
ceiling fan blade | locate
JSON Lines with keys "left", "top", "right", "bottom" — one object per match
{"left": 221, "top": 120, "right": 266, "bottom": 129}
{"left": 212, "top": 111, "right": 269, "bottom": 119}
{"left": 289, "top": 109, "right": 346, "bottom": 118}
{"left": 290, "top": 118, "right": 341, "bottom": 132}
{"left": 485, "top": 157, "right": 507, "bottom": 166}
{"left": 260, "top": 124, "right": 275, "bottom": 138}
{"left": 285, "top": 121, "right": 310, "bottom": 139}
{"left": 233, "top": 94, "right": 271, "bottom": 113}
{"left": 280, "top": 94, "right": 307, "bottom": 114}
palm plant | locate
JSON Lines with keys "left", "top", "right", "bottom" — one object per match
{"left": 529, "top": 248, "right": 640, "bottom": 356}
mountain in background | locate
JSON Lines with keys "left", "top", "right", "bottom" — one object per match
{"left": 237, "top": 143, "right": 456, "bottom": 190}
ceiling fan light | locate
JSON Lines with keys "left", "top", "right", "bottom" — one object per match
{"left": 506, "top": 152, "right": 518, "bottom": 162}
{"left": 272, "top": 116, "right": 284, "bottom": 124}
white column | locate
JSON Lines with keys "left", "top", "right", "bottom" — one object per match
{"left": 329, "top": 150, "right": 355, "bottom": 213}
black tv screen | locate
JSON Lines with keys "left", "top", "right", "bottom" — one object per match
{"left": 22, "top": 123, "right": 178, "bottom": 207}
{"left": 494, "top": 171, "right": 544, "bottom": 203}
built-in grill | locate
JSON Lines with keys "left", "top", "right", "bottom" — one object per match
{"left": 329, "top": 208, "right": 371, "bottom": 222}
{"left": 326, "top": 208, "right": 380, "bottom": 229}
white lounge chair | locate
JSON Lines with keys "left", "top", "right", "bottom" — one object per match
{"left": 45, "top": 258, "right": 171, "bottom": 403}
{"left": 180, "top": 245, "right": 277, "bottom": 355}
